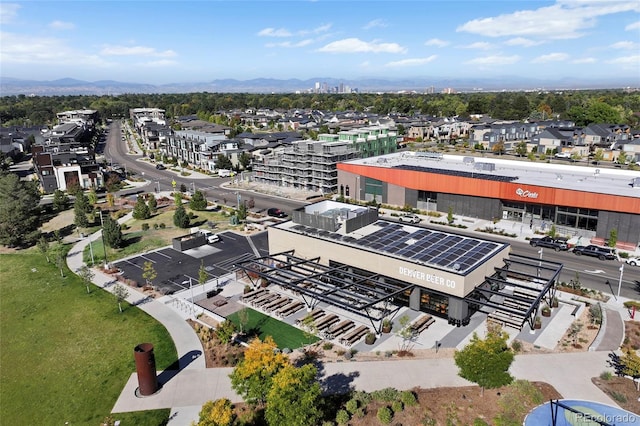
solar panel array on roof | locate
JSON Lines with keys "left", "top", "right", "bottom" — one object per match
{"left": 392, "top": 164, "right": 518, "bottom": 182}
{"left": 285, "top": 220, "right": 503, "bottom": 274}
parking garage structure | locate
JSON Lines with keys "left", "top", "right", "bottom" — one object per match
{"left": 236, "top": 200, "right": 563, "bottom": 333}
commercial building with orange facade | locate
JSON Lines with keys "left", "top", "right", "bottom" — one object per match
{"left": 337, "top": 152, "right": 640, "bottom": 248}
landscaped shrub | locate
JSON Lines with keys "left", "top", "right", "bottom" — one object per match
{"left": 141, "top": 223, "right": 149, "bottom": 231}
{"left": 322, "top": 342, "right": 334, "bottom": 350}
{"left": 391, "top": 400, "right": 403, "bottom": 413}
{"left": 623, "top": 301, "right": 640, "bottom": 310}
{"left": 473, "top": 419, "right": 490, "bottom": 426}
{"left": 511, "top": 340, "right": 522, "bottom": 353}
{"left": 400, "top": 390, "right": 418, "bottom": 407}
{"left": 335, "top": 409, "right": 350, "bottom": 425}
{"left": 352, "top": 390, "right": 372, "bottom": 405}
{"left": 376, "top": 406, "right": 393, "bottom": 424}
{"left": 153, "top": 223, "right": 159, "bottom": 229}
{"left": 345, "top": 398, "right": 359, "bottom": 414}
{"left": 371, "top": 387, "right": 399, "bottom": 402}
{"left": 159, "top": 222, "right": 166, "bottom": 229}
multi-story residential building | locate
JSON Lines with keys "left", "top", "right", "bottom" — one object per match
{"left": 253, "top": 125, "right": 397, "bottom": 194}
{"left": 32, "top": 118, "right": 103, "bottom": 193}
{"left": 57, "top": 109, "right": 100, "bottom": 126}
{"left": 130, "top": 108, "right": 169, "bottom": 152}
{"left": 163, "top": 130, "right": 239, "bottom": 171}
{"left": 253, "top": 139, "right": 360, "bottom": 193}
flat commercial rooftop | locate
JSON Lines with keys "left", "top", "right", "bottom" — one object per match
{"left": 280, "top": 219, "right": 508, "bottom": 276}
{"left": 346, "top": 152, "right": 640, "bottom": 198}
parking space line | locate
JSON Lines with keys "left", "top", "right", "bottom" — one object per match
{"left": 124, "top": 259, "right": 143, "bottom": 270}
{"left": 139, "top": 254, "right": 156, "bottom": 263}
{"left": 154, "top": 251, "right": 172, "bottom": 259}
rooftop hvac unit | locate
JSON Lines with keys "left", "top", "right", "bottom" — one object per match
{"left": 463, "top": 156, "right": 475, "bottom": 165}
{"left": 473, "top": 162, "right": 495, "bottom": 172}
{"left": 632, "top": 177, "right": 640, "bottom": 188}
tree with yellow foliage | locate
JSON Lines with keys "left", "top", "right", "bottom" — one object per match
{"left": 265, "top": 363, "right": 321, "bottom": 426}
{"left": 195, "top": 398, "right": 234, "bottom": 426}
{"left": 229, "top": 336, "right": 289, "bottom": 406}
{"left": 620, "top": 347, "right": 640, "bottom": 391}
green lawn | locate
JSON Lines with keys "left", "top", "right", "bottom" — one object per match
{"left": 0, "top": 252, "right": 177, "bottom": 425}
{"left": 226, "top": 308, "right": 319, "bottom": 349}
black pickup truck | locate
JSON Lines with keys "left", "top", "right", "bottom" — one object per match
{"left": 529, "top": 236, "right": 569, "bottom": 251}
{"left": 573, "top": 245, "right": 616, "bottom": 260}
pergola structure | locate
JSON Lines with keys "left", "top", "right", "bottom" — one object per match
{"left": 465, "top": 253, "right": 563, "bottom": 331}
{"left": 235, "top": 250, "right": 415, "bottom": 334}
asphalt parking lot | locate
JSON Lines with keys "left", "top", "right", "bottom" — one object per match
{"left": 113, "top": 230, "right": 269, "bottom": 294}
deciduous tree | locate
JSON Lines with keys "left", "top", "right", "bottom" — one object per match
{"left": 112, "top": 283, "right": 129, "bottom": 313}
{"left": 229, "top": 336, "right": 289, "bottom": 406}
{"left": 142, "top": 261, "right": 157, "bottom": 287}
{"left": 265, "top": 363, "right": 322, "bottom": 426}
{"left": 37, "top": 235, "right": 50, "bottom": 263}
{"left": 77, "top": 264, "right": 94, "bottom": 293}
{"left": 454, "top": 323, "right": 514, "bottom": 395}
{"left": 620, "top": 347, "right": 640, "bottom": 390}
{"left": 53, "top": 189, "right": 69, "bottom": 211}
{"left": 196, "top": 398, "right": 234, "bottom": 426}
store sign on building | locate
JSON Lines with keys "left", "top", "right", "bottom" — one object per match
{"left": 515, "top": 188, "right": 539, "bottom": 199}
{"left": 398, "top": 266, "right": 456, "bottom": 289}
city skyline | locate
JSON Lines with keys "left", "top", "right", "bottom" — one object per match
{"left": 1, "top": 1, "right": 639, "bottom": 86}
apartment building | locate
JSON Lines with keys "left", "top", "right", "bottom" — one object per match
{"left": 253, "top": 125, "right": 397, "bottom": 193}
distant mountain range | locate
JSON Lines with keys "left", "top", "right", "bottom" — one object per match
{"left": 1, "top": 76, "right": 637, "bottom": 96}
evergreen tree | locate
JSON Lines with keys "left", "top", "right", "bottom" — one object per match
{"left": 87, "top": 187, "right": 98, "bottom": 206}
{"left": 147, "top": 193, "right": 157, "bottom": 213}
{"left": 53, "top": 189, "right": 69, "bottom": 211}
{"left": 173, "top": 205, "right": 190, "bottom": 228}
{"left": 0, "top": 173, "right": 41, "bottom": 247}
{"left": 190, "top": 190, "right": 208, "bottom": 211}
{"left": 132, "top": 195, "right": 151, "bottom": 220}
{"left": 102, "top": 214, "right": 123, "bottom": 248}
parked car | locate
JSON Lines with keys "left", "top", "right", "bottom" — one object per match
{"left": 529, "top": 236, "right": 569, "bottom": 251}
{"left": 398, "top": 213, "right": 421, "bottom": 224}
{"left": 267, "top": 208, "right": 287, "bottom": 218}
{"left": 573, "top": 245, "right": 616, "bottom": 260}
{"left": 626, "top": 257, "right": 640, "bottom": 267}
{"left": 199, "top": 229, "right": 220, "bottom": 244}
{"left": 155, "top": 164, "right": 166, "bottom": 170}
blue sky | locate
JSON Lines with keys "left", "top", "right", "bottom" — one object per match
{"left": 1, "top": 1, "right": 639, "bottom": 85}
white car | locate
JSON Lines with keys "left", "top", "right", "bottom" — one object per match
{"left": 398, "top": 213, "right": 421, "bottom": 224}
{"left": 626, "top": 257, "right": 640, "bottom": 267}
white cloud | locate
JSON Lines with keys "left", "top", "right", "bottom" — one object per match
{"left": 0, "top": 3, "right": 20, "bottom": 25}
{"left": 138, "top": 59, "right": 178, "bottom": 67}
{"left": 504, "top": 37, "right": 542, "bottom": 47}
{"left": 459, "top": 42, "right": 493, "bottom": 50}
{"left": 49, "top": 20, "right": 75, "bottom": 30}
{"left": 299, "top": 23, "right": 332, "bottom": 36}
{"left": 457, "top": 2, "right": 640, "bottom": 40}
{"left": 318, "top": 38, "right": 407, "bottom": 54}
{"left": 610, "top": 40, "right": 639, "bottom": 49}
{"left": 424, "top": 38, "right": 449, "bottom": 47}
{"left": 100, "top": 45, "right": 176, "bottom": 57}
{"left": 385, "top": 56, "right": 437, "bottom": 67}
{"left": 266, "top": 39, "right": 314, "bottom": 48}
{"left": 572, "top": 57, "right": 596, "bottom": 64}
{"left": 257, "top": 27, "right": 292, "bottom": 37}
{"left": 0, "top": 31, "right": 108, "bottom": 67}
{"left": 607, "top": 55, "right": 640, "bottom": 65}
{"left": 465, "top": 55, "right": 520, "bottom": 66}
{"left": 363, "top": 19, "right": 387, "bottom": 30}
{"left": 626, "top": 21, "right": 640, "bottom": 31}
{"left": 531, "top": 52, "right": 569, "bottom": 63}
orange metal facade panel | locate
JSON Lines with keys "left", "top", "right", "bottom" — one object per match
{"left": 338, "top": 163, "right": 640, "bottom": 214}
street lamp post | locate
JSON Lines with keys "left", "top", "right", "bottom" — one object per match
{"left": 99, "top": 210, "right": 109, "bottom": 268}
{"left": 617, "top": 264, "right": 624, "bottom": 299}
{"left": 87, "top": 235, "right": 95, "bottom": 265}
{"left": 537, "top": 248, "right": 544, "bottom": 278}
{"left": 155, "top": 181, "right": 160, "bottom": 193}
